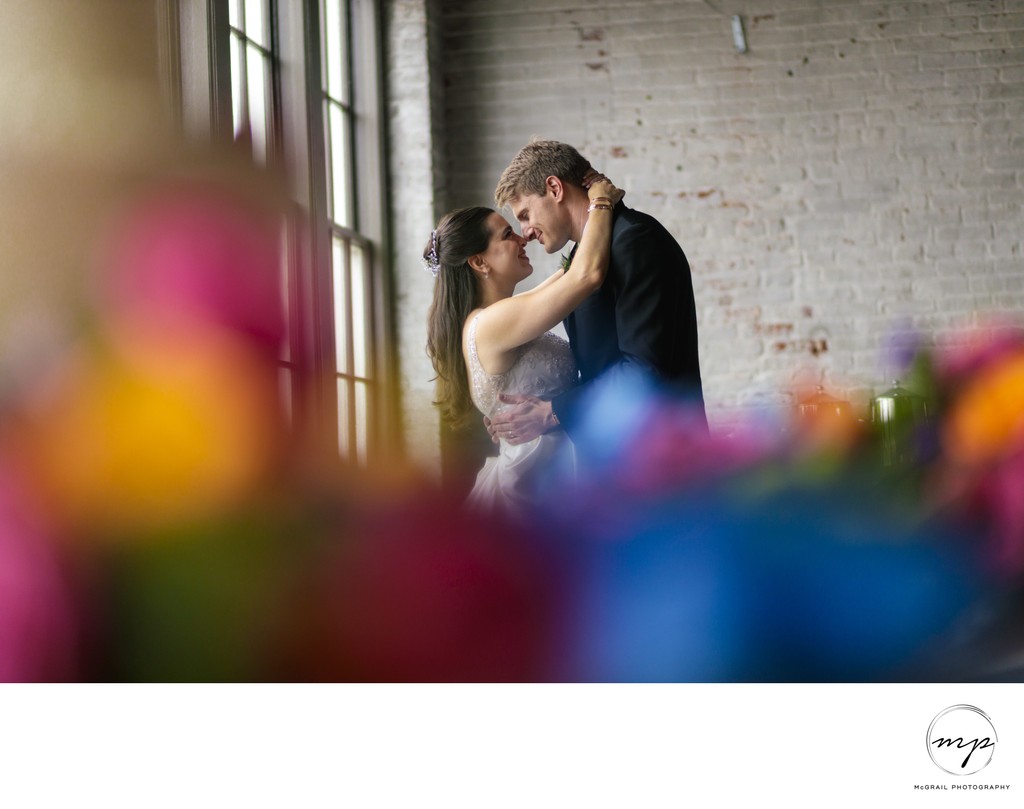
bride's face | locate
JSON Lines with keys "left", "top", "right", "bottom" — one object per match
{"left": 478, "top": 212, "right": 533, "bottom": 284}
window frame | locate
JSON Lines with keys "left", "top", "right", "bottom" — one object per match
{"left": 160, "top": 0, "right": 398, "bottom": 462}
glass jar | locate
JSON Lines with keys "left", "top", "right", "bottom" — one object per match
{"left": 870, "top": 381, "right": 929, "bottom": 466}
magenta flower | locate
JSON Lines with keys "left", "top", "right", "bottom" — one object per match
{"left": 0, "top": 462, "right": 81, "bottom": 682}
{"left": 99, "top": 182, "right": 286, "bottom": 356}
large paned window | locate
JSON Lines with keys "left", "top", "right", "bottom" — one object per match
{"left": 224, "top": 0, "right": 296, "bottom": 426}
{"left": 228, "top": 0, "right": 276, "bottom": 165}
{"left": 321, "top": 0, "right": 375, "bottom": 463}
{"left": 171, "top": 0, "right": 392, "bottom": 462}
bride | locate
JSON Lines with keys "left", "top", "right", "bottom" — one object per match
{"left": 425, "top": 174, "right": 621, "bottom": 514}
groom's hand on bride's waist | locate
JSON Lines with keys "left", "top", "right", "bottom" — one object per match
{"left": 487, "top": 394, "right": 560, "bottom": 445}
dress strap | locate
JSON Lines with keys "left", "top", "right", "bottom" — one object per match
{"left": 466, "top": 312, "right": 503, "bottom": 417}
{"left": 467, "top": 312, "right": 482, "bottom": 374}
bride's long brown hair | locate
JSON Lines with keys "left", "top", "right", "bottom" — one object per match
{"left": 425, "top": 206, "right": 494, "bottom": 428}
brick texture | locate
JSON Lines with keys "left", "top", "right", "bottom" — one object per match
{"left": 386, "top": 0, "right": 447, "bottom": 472}
{"left": 389, "top": 0, "right": 1023, "bottom": 460}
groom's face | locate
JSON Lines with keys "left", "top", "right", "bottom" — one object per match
{"left": 511, "top": 189, "right": 571, "bottom": 254}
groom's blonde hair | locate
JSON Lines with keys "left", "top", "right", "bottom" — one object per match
{"left": 494, "top": 138, "right": 592, "bottom": 209}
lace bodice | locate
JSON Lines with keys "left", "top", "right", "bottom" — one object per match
{"left": 467, "top": 313, "right": 577, "bottom": 418}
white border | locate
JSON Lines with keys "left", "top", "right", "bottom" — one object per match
{"left": 1, "top": 683, "right": 1021, "bottom": 807}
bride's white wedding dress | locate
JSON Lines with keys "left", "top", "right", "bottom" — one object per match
{"left": 465, "top": 313, "right": 577, "bottom": 514}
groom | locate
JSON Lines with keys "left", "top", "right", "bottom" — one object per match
{"left": 488, "top": 138, "right": 706, "bottom": 444}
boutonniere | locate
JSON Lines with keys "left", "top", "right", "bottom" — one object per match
{"left": 559, "top": 253, "right": 572, "bottom": 271}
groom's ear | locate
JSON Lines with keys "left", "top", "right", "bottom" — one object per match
{"left": 545, "top": 175, "right": 565, "bottom": 201}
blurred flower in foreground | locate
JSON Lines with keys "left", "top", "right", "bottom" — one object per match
{"left": 13, "top": 319, "right": 283, "bottom": 534}
{"left": 562, "top": 371, "right": 760, "bottom": 499}
{"left": 8, "top": 176, "right": 289, "bottom": 536}
{"left": 944, "top": 349, "right": 1024, "bottom": 466}
{"left": 930, "top": 327, "right": 1024, "bottom": 578}
{"left": 533, "top": 375, "right": 986, "bottom": 682}
{"left": 0, "top": 462, "right": 81, "bottom": 682}
{"left": 97, "top": 181, "right": 286, "bottom": 357}
{"left": 545, "top": 489, "right": 979, "bottom": 682}
{"left": 100, "top": 506, "right": 297, "bottom": 682}
{"left": 276, "top": 485, "right": 559, "bottom": 682}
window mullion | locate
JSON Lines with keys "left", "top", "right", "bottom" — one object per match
{"left": 208, "top": 0, "right": 234, "bottom": 142}
{"left": 344, "top": 238, "right": 357, "bottom": 455}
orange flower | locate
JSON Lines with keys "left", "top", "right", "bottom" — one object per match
{"left": 944, "top": 351, "right": 1024, "bottom": 465}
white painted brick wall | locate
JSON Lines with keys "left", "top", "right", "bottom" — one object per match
{"left": 386, "top": 0, "right": 446, "bottom": 472}
{"left": 384, "top": 0, "right": 1022, "bottom": 442}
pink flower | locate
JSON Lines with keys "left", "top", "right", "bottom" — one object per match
{"left": 938, "top": 449, "right": 1024, "bottom": 579}
{"left": 935, "top": 324, "right": 1024, "bottom": 391}
{"left": 0, "top": 463, "right": 81, "bottom": 682}
{"left": 276, "top": 488, "right": 557, "bottom": 681}
{"left": 99, "top": 182, "right": 286, "bottom": 356}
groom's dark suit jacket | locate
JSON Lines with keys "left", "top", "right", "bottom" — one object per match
{"left": 551, "top": 202, "right": 706, "bottom": 436}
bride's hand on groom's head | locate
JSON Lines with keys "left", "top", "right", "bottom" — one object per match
{"left": 582, "top": 169, "right": 624, "bottom": 206}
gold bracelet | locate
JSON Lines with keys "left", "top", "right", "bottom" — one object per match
{"left": 588, "top": 202, "right": 613, "bottom": 211}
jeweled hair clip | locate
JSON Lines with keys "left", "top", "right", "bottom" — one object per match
{"left": 423, "top": 230, "right": 440, "bottom": 276}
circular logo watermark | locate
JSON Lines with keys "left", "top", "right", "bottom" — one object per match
{"left": 926, "top": 705, "right": 997, "bottom": 776}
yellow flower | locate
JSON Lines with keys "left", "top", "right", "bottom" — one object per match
{"left": 18, "top": 319, "right": 283, "bottom": 534}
